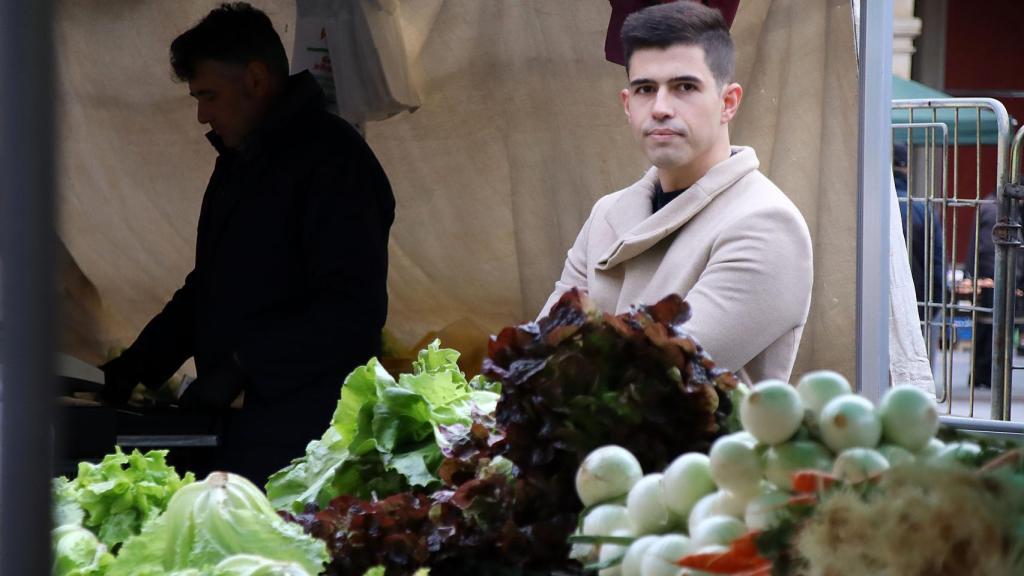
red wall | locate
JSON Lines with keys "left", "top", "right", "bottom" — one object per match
{"left": 941, "top": 0, "right": 1024, "bottom": 266}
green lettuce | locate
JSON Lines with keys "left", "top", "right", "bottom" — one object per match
{"left": 168, "top": 554, "right": 314, "bottom": 575}
{"left": 108, "top": 472, "right": 327, "bottom": 576}
{"left": 52, "top": 524, "right": 114, "bottom": 576}
{"left": 55, "top": 447, "right": 194, "bottom": 549}
{"left": 266, "top": 340, "right": 499, "bottom": 512}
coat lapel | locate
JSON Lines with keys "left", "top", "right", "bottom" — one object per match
{"left": 597, "top": 146, "right": 760, "bottom": 270}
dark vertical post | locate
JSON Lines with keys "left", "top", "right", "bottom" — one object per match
{"left": 0, "top": 1, "right": 57, "bottom": 573}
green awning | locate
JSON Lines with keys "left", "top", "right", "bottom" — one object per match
{"left": 892, "top": 76, "right": 1004, "bottom": 146}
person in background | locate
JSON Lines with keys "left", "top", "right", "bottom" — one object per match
{"left": 893, "top": 141, "right": 945, "bottom": 322}
{"left": 99, "top": 3, "right": 395, "bottom": 484}
{"left": 965, "top": 191, "right": 1024, "bottom": 389}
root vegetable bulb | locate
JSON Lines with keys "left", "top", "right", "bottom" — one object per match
{"left": 877, "top": 444, "right": 916, "bottom": 467}
{"left": 577, "top": 445, "right": 644, "bottom": 507}
{"left": 818, "top": 396, "right": 882, "bottom": 452}
{"left": 709, "top": 434, "right": 763, "bottom": 494}
{"left": 574, "top": 504, "right": 632, "bottom": 563}
{"left": 598, "top": 528, "right": 633, "bottom": 576}
{"left": 796, "top": 371, "right": 852, "bottom": 417}
{"left": 832, "top": 448, "right": 890, "bottom": 482}
{"left": 687, "top": 490, "right": 746, "bottom": 534}
{"left": 662, "top": 453, "right": 716, "bottom": 518}
{"left": 933, "top": 442, "right": 983, "bottom": 467}
{"left": 620, "top": 535, "right": 659, "bottom": 576}
{"left": 641, "top": 534, "right": 693, "bottom": 576}
{"left": 916, "top": 438, "right": 945, "bottom": 459}
{"left": 626, "top": 474, "right": 676, "bottom": 535}
{"left": 762, "top": 441, "right": 833, "bottom": 490}
{"left": 583, "top": 504, "right": 633, "bottom": 538}
{"left": 878, "top": 386, "right": 939, "bottom": 451}
{"left": 745, "top": 490, "right": 792, "bottom": 531}
{"left": 740, "top": 380, "right": 803, "bottom": 445}
{"left": 690, "top": 515, "right": 747, "bottom": 549}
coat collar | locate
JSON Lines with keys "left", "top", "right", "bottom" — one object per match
{"left": 596, "top": 146, "right": 760, "bottom": 270}
{"left": 206, "top": 70, "right": 326, "bottom": 158}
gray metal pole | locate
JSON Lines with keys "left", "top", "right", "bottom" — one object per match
{"left": 856, "top": 0, "right": 893, "bottom": 402}
{"left": 0, "top": 0, "right": 57, "bottom": 573}
{"left": 993, "top": 122, "right": 1023, "bottom": 419}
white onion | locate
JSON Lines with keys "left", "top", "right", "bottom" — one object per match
{"left": 876, "top": 444, "right": 915, "bottom": 467}
{"left": 728, "top": 431, "right": 759, "bottom": 447}
{"left": 932, "top": 441, "right": 982, "bottom": 467}
{"left": 796, "top": 371, "right": 852, "bottom": 418}
{"left": 762, "top": 441, "right": 833, "bottom": 490}
{"left": 626, "top": 474, "right": 676, "bottom": 535}
{"left": 740, "top": 380, "right": 804, "bottom": 445}
{"left": 569, "top": 528, "right": 597, "bottom": 563}
{"left": 709, "top": 435, "right": 763, "bottom": 494}
{"left": 744, "top": 490, "right": 792, "bottom": 531}
{"left": 577, "top": 445, "right": 644, "bottom": 507}
{"left": 584, "top": 504, "right": 633, "bottom": 538}
{"left": 620, "top": 535, "right": 659, "bottom": 576}
{"left": 878, "top": 386, "right": 939, "bottom": 452}
{"left": 916, "top": 437, "right": 945, "bottom": 459}
{"left": 598, "top": 528, "right": 633, "bottom": 576}
{"left": 818, "top": 395, "right": 882, "bottom": 452}
{"left": 688, "top": 492, "right": 718, "bottom": 535}
{"left": 832, "top": 448, "right": 889, "bottom": 483}
{"left": 687, "top": 490, "right": 746, "bottom": 534}
{"left": 640, "top": 534, "right": 693, "bottom": 576}
{"left": 662, "top": 453, "right": 716, "bottom": 518}
{"left": 714, "top": 489, "right": 751, "bottom": 518}
{"left": 690, "top": 515, "right": 747, "bottom": 549}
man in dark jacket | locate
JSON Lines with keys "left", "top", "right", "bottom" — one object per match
{"left": 893, "top": 142, "right": 945, "bottom": 321}
{"left": 966, "top": 192, "right": 1024, "bottom": 389}
{"left": 99, "top": 3, "right": 395, "bottom": 484}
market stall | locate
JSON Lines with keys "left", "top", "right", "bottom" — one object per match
{"left": 9, "top": 0, "right": 1023, "bottom": 575}
{"left": 48, "top": 292, "right": 1024, "bottom": 575}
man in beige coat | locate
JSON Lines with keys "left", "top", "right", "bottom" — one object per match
{"left": 541, "top": 2, "right": 812, "bottom": 384}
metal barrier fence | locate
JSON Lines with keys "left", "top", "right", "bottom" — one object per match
{"left": 891, "top": 98, "right": 1014, "bottom": 422}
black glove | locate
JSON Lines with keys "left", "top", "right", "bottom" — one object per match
{"left": 99, "top": 354, "right": 142, "bottom": 406}
{"left": 178, "top": 357, "right": 247, "bottom": 410}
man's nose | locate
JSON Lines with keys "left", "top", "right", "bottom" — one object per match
{"left": 197, "top": 104, "right": 211, "bottom": 126}
{"left": 651, "top": 87, "right": 674, "bottom": 120}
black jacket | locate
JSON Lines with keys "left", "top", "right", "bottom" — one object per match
{"left": 967, "top": 192, "right": 1024, "bottom": 319}
{"left": 118, "top": 71, "right": 394, "bottom": 482}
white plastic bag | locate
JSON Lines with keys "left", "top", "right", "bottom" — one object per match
{"left": 292, "top": 0, "right": 421, "bottom": 124}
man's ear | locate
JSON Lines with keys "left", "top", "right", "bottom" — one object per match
{"left": 620, "top": 88, "right": 631, "bottom": 120}
{"left": 245, "top": 61, "right": 271, "bottom": 96}
{"left": 720, "top": 82, "right": 743, "bottom": 124}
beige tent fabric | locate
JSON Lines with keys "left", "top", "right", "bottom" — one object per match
{"left": 729, "top": 0, "right": 859, "bottom": 380}
{"left": 55, "top": 0, "right": 862, "bottom": 382}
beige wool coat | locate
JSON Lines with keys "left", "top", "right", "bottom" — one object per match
{"left": 541, "top": 146, "right": 813, "bottom": 384}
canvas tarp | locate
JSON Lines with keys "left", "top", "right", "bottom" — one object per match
{"left": 54, "top": 0, "right": 865, "bottom": 381}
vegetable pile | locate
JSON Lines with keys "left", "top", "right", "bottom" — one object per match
{"left": 108, "top": 472, "right": 327, "bottom": 575}
{"left": 54, "top": 447, "right": 195, "bottom": 550}
{"left": 278, "top": 289, "right": 738, "bottom": 574}
{"left": 570, "top": 367, "right": 1024, "bottom": 576}
{"left": 53, "top": 454, "right": 328, "bottom": 576}
{"left": 483, "top": 289, "right": 738, "bottom": 569}
{"left": 266, "top": 340, "right": 500, "bottom": 512}
{"left": 52, "top": 448, "right": 194, "bottom": 575}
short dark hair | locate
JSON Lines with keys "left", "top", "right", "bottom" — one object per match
{"left": 621, "top": 1, "right": 735, "bottom": 86}
{"left": 170, "top": 2, "right": 288, "bottom": 82}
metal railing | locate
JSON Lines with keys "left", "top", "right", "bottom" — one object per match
{"left": 891, "top": 98, "right": 1014, "bottom": 422}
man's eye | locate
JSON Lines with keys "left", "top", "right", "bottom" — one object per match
{"left": 635, "top": 85, "right": 654, "bottom": 94}
{"left": 679, "top": 83, "right": 697, "bottom": 92}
